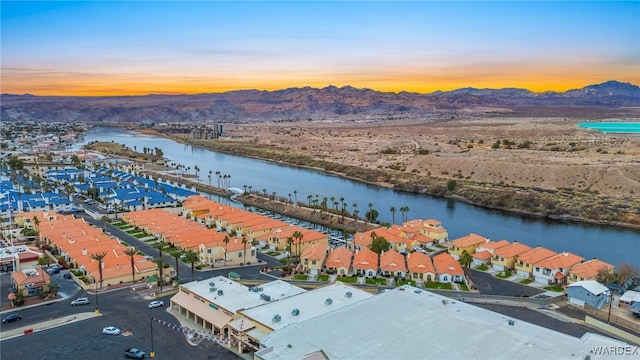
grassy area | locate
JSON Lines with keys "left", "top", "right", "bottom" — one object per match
{"left": 317, "top": 274, "right": 329, "bottom": 282}
{"left": 457, "top": 283, "right": 469, "bottom": 291}
{"left": 520, "top": 278, "right": 533, "bottom": 284}
{"left": 338, "top": 276, "right": 358, "bottom": 284}
{"left": 475, "top": 265, "right": 488, "bottom": 271}
{"left": 435, "top": 244, "right": 447, "bottom": 249}
{"left": 293, "top": 274, "right": 308, "bottom": 280}
{"left": 424, "top": 282, "right": 453, "bottom": 290}
{"left": 495, "top": 271, "right": 512, "bottom": 279}
{"left": 133, "top": 233, "right": 147, "bottom": 238}
{"left": 120, "top": 241, "right": 129, "bottom": 246}
{"left": 544, "top": 285, "right": 565, "bottom": 292}
{"left": 365, "top": 278, "right": 387, "bottom": 285}
{"left": 266, "top": 251, "right": 280, "bottom": 257}
{"left": 125, "top": 229, "right": 139, "bottom": 234}
{"left": 110, "top": 221, "right": 124, "bottom": 226}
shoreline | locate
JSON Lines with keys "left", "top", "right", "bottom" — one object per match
{"left": 126, "top": 129, "right": 640, "bottom": 231}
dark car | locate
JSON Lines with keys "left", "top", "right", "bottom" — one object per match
{"left": 124, "top": 348, "right": 146, "bottom": 359}
{"left": 606, "top": 283, "right": 626, "bottom": 295}
{"left": 63, "top": 272, "right": 72, "bottom": 279}
{"left": 47, "top": 266, "right": 61, "bottom": 274}
{"left": 2, "top": 313, "right": 22, "bottom": 323}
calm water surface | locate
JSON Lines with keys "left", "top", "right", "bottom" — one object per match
{"left": 76, "top": 127, "right": 639, "bottom": 266}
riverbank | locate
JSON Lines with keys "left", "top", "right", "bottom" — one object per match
{"left": 139, "top": 127, "right": 640, "bottom": 231}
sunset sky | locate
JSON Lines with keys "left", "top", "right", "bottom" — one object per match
{"left": 1, "top": 1, "right": 639, "bottom": 96}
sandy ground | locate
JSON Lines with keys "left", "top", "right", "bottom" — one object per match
{"left": 226, "top": 116, "right": 640, "bottom": 199}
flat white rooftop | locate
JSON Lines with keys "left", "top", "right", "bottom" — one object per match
{"left": 181, "top": 276, "right": 306, "bottom": 313}
{"left": 257, "top": 285, "right": 629, "bottom": 360}
{"left": 241, "top": 282, "right": 372, "bottom": 331}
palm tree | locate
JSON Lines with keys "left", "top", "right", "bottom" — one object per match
{"left": 248, "top": 185, "right": 252, "bottom": 195}
{"left": 185, "top": 250, "right": 199, "bottom": 281}
{"left": 307, "top": 194, "right": 313, "bottom": 207}
{"left": 32, "top": 215, "right": 41, "bottom": 247}
{"left": 293, "top": 190, "right": 298, "bottom": 205}
{"left": 292, "top": 230, "right": 303, "bottom": 258}
{"left": 288, "top": 193, "right": 292, "bottom": 204}
{"left": 390, "top": 207, "right": 397, "bottom": 224}
{"left": 154, "top": 258, "right": 165, "bottom": 292}
{"left": 352, "top": 203, "right": 358, "bottom": 219}
{"left": 90, "top": 252, "right": 107, "bottom": 288}
{"left": 241, "top": 236, "right": 248, "bottom": 265}
{"left": 123, "top": 247, "right": 137, "bottom": 282}
{"left": 223, "top": 235, "right": 230, "bottom": 265}
{"left": 208, "top": 170, "right": 212, "bottom": 186}
{"left": 171, "top": 252, "right": 181, "bottom": 281}
{"left": 215, "top": 171, "right": 221, "bottom": 187}
{"left": 286, "top": 237, "right": 294, "bottom": 273}
{"left": 262, "top": 189, "right": 268, "bottom": 198}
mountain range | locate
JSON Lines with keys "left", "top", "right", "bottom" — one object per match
{"left": 1, "top": 80, "right": 639, "bottom": 123}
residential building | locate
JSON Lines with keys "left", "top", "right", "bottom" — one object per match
{"left": 472, "top": 240, "right": 510, "bottom": 266}
{"left": 407, "top": 252, "right": 436, "bottom": 283}
{"left": 379, "top": 250, "right": 407, "bottom": 278}
{"left": 433, "top": 253, "right": 465, "bottom": 284}
{"left": 567, "top": 259, "right": 614, "bottom": 284}
{"left": 10, "top": 267, "right": 51, "bottom": 297}
{"left": 514, "top": 246, "right": 557, "bottom": 279}
{"left": 491, "top": 242, "right": 532, "bottom": 272}
{"left": 533, "top": 252, "right": 584, "bottom": 285}
{"left": 300, "top": 242, "right": 328, "bottom": 276}
{"left": 619, "top": 290, "right": 640, "bottom": 309}
{"left": 324, "top": 247, "right": 353, "bottom": 276}
{"left": 448, "top": 233, "right": 489, "bottom": 260}
{"left": 352, "top": 248, "right": 379, "bottom": 278}
{"left": 566, "top": 280, "right": 610, "bottom": 310}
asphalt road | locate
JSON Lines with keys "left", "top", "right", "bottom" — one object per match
{"left": 468, "top": 269, "right": 544, "bottom": 297}
{"left": 1, "top": 289, "right": 240, "bottom": 360}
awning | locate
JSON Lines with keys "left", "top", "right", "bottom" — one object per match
{"left": 171, "top": 291, "right": 232, "bottom": 329}
{"left": 228, "top": 271, "right": 240, "bottom": 280}
{"left": 146, "top": 275, "right": 158, "bottom": 283}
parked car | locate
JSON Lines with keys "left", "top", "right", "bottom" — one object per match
{"left": 124, "top": 348, "right": 146, "bottom": 359}
{"left": 47, "top": 265, "right": 61, "bottom": 274}
{"left": 148, "top": 300, "right": 164, "bottom": 309}
{"left": 71, "top": 297, "right": 90, "bottom": 306}
{"left": 606, "top": 283, "right": 626, "bottom": 295}
{"left": 2, "top": 313, "right": 21, "bottom": 323}
{"left": 63, "top": 272, "right": 73, "bottom": 279}
{"left": 102, "top": 326, "right": 121, "bottom": 335}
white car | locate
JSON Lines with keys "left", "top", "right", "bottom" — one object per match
{"left": 102, "top": 326, "right": 121, "bottom": 335}
{"left": 148, "top": 300, "right": 164, "bottom": 309}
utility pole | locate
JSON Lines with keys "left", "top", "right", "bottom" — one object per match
{"left": 607, "top": 291, "right": 613, "bottom": 323}
{"left": 150, "top": 317, "right": 155, "bottom": 358}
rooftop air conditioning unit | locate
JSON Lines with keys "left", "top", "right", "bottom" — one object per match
{"left": 345, "top": 292, "right": 352, "bottom": 298}
{"left": 209, "top": 282, "right": 214, "bottom": 286}
{"left": 291, "top": 309, "right": 300, "bottom": 316}
{"left": 264, "top": 295, "right": 271, "bottom": 301}
{"left": 272, "top": 314, "right": 281, "bottom": 323}
{"left": 217, "top": 289, "right": 224, "bottom": 296}
{"left": 325, "top": 298, "right": 333, "bottom": 305}
{"left": 209, "top": 287, "right": 216, "bottom": 292}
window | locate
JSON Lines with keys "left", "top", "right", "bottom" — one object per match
{"left": 543, "top": 268, "right": 551, "bottom": 275}
{"left": 207, "top": 249, "right": 211, "bottom": 254}
{"left": 535, "top": 267, "right": 540, "bottom": 272}
{"left": 238, "top": 253, "right": 242, "bottom": 258}
{"left": 312, "top": 260, "right": 316, "bottom": 265}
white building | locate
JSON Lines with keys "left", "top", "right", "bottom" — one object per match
{"left": 256, "top": 285, "right": 630, "bottom": 360}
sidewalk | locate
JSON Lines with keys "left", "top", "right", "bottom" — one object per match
{"left": 0, "top": 312, "right": 100, "bottom": 341}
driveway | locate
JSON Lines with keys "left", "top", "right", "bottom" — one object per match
{"left": 468, "top": 269, "right": 544, "bottom": 297}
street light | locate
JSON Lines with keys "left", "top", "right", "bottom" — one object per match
{"left": 94, "top": 280, "right": 99, "bottom": 315}
{"left": 150, "top": 317, "right": 155, "bottom": 358}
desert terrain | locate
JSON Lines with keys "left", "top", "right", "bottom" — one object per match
{"left": 171, "top": 115, "right": 640, "bottom": 227}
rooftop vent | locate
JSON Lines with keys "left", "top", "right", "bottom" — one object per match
{"left": 442, "top": 299, "right": 448, "bottom": 305}
{"left": 325, "top": 298, "right": 333, "bottom": 305}
{"left": 508, "top": 320, "right": 515, "bottom": 326}
{"left": 414, "top": 289, "right": 422, "bottom": 294}
{"left": 291, "top": 309, "right": 300, "bottom": 316}
{"left": 209, "top": 281, "right": 215, "bottom": 286}
{"left": 209, "top": 287, "right": 216, "bottom": 292}
{"left": 272, "top": 314, "right": 281, "bottom": 323}
{"left": 217, "top": 289, "right": 224, "bottom": 296}
{"left": 345, "top": 291, "right": 352, "bottom": 298}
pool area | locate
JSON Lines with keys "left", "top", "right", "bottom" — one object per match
{"left": 579, "top": 122, "right": 640, "bottom": 134}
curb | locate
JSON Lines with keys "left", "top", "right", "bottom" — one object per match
{"left": 0, "top": 312, "right": 101, "bottom": 341}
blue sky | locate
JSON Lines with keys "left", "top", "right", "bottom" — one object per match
{"left": 1, "top": 1, "right": 638, "bottom": 95}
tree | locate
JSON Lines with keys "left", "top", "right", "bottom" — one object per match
{"left": 459, "top": 250, "right": 473, "bottom": 268}
{"left": 241, "top": 236, "right": 249, "bottom": 265}
{"left": 370, "top": 236, "right": 390, "bottom": 255}
{"left": 390, "top": 207, "right": 396, "bottom": 224}
{"left": 307, "top": 194, "right": 313, "bottom": 207}
{"left": 399, "top": 206, "right": 410, "bottom": 223}
{"left": 617, "top": 263, "right": 639, "bottom": 287}
{"left": 292, "top": 230, "right": 303, "bottom": 257}
{"left": 286, "top": 237, "right": 294, "bottom": 273}
{"left": 596, "top": 267, "right": 618, "bottom": 285}
{"left": 365, "top": 209, "right": 379, "bottom": 223}
{"left": 447, "top": 179, "right": 457, "bottom": 192}
{"left": 154, "top": 258, "right": 165, "bottom": 292}
{"left": 185, "top": 250, "right": 199, "bottom": 281}
{"left": 293, "top": 190, "right": 298, "bottom": 205}
{"left": 208, "top": 170, "right": 213, "bottom": 186}
{"left": 123, "top": 247, "right": 138, "bottom": 282}
{"left": 223, "top": 235, "right": 230, "bottom": 265}
{"left": 90, "top": 252, "right": 107, "bottom": 288}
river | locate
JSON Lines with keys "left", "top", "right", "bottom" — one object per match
{"left": 75, "top": 127, "right": 639, "bottom": 266}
